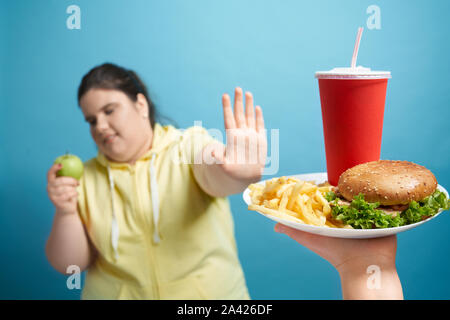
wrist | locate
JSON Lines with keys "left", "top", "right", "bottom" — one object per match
{"left": 336, "top": 254, "right": 396, "bottom": 277}
{"left": 337, "top": 255, "right": 403, "bottom": 300}
{"left": 55, "top": 208, "right": 78, "bottom": 216}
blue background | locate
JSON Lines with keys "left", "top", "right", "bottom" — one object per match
{"left": 1, "top": 0, "right": 449, "bottom": 299}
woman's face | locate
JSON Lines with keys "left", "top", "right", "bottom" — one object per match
{"left": 80, "top": 88, "right": 153, "bottom": 163}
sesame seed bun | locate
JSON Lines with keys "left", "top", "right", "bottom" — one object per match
{"left": 337, "top": 160, "right": 437, "bottom": 206}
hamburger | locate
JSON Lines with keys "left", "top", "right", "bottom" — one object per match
{"left": 325, "top": 160, "right": 450, "bottom": 229}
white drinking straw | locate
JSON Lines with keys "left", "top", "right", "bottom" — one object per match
{"left": 351, "top": 27, "right": 364, "bottom": 68}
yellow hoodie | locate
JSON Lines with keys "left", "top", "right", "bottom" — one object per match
{"left": 76, "top": 123, "right": 250, "bottom": 299}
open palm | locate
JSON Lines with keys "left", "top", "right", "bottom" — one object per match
{"left": 212, "top": 87, "right": 267, "bottom": 182}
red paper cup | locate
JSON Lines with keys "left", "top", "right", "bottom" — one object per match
{"left": 315, "top": 67, "right": 391, "bottom": 186}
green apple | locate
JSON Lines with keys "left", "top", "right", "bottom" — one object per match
{"left": 54, "top": 153, "right": 84, "bottom": 180}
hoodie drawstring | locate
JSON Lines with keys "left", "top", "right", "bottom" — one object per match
{"left": 107, "top": 164, "right": 120, "bottom": 260}
{"left": 150, "top": 153, "right": 161, "bottom": 244}
{"left": 106, "top": 154, "right": 161, "bottom": 260}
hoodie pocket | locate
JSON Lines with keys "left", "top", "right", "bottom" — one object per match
{"left": 82, "top": 268, "right": 156, "bottom": 300}
{"left": 81, "top": 268, "right": 122, "bottom": 300}
{"left": 159, "top": 276, "right": 208, "bottom": 300}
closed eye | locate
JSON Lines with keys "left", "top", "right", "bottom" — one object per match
{"left": 84, "top": 103, "right": 117, "bottom": 126}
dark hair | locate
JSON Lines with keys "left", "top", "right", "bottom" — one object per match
{"left": 78, "top": 63, "right": 159, "bottom": 128}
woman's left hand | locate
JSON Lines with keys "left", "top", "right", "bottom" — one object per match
{"left": 211, "top": 87, "right": 267, "bottom": 183}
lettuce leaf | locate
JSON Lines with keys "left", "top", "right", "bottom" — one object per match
{"left": 325, "top": 190, "right": 450, "bottom": 229}
{"left": 402, "top": 190, "right": 450, "bottom": 224}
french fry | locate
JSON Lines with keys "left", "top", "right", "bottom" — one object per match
{"left": 276, "top": 182, "right": 295, "bottom": 198}
{"left": 250, "top": 190, "right": 263, "bottom": 205}
{"left": 299, "top": 195, "right": 325, "bottom": 226}
{"left": 278, "top": 186, "right": 291, "bottom": 212}
{"left": 264, "top": 198, "right": 280, "bottom": 210}
{"left": 283, "top": 208, "right": 303, "bottom": 220}
{"left": 300, "top": 183, "right": 317, "bottom": 195}
{"left": 325, "top": 220, "right": 338, "bottom": 228}
{"left": 318, "top": 186, "right": 333, "bottom": 193}
{"left": 248, "top": 204, "right": 305, "bottom": 224}
{"left": 247, "top": 177, "right": 350, "bottom": 229}
{"left": 315, "top": 190, "right": 331, "bottom": 216}
{"left": 286, "top": 181, "right": 304, "bottom": 211}
{"left": 310, "top": 198, "right": 322, "bottom": 210}
{"left": 263, "top": 179, "right": 282, "bottom": 194}
{"left": 319, "top": 215, "right": 327, "bottom": 226}
{"left": 249, "top": 183, "right": 264, "bottom": 191}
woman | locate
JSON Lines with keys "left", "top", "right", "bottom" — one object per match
{"left": 45, "top": 63, "right": 267, "bottom": 299}
{"left": 46, "top": 62, "right": 402, "bottom": 300}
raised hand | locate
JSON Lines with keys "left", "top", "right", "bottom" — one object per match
{"left": 212, "top": 87, "right": 267, "bottom": 182}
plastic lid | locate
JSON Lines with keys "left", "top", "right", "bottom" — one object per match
{"left": 315, "top": 66, "right": 391, "bottom": 79}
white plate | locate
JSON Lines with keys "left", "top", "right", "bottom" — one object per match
{"left": 243, "top": 172, "right": 449, "bottom": 239}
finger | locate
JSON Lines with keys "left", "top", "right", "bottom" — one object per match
{"left": 274, "top": 224, "right": 340, "bottom": 261}
{"left": 69, "top": 195, "right": 79, "bottom": 204}
{"left": 222, "top": 94, "right": 236, "bottom": 130}
{"left": 224, "top": 131, "right": 236, "bottom": 164}
{"left": 245, "top": 92, "right": 255, "bottom": 129}
{"left": 274, "top": 223, "right": 319, "bottom": 244}
{"left": 51, "top": 185, "right": 77, "bottom": 197}
{"left": 58, "top": 190, "right": 78, "bottom": 200}
{"left": 52, "top": 194, "right": 71, "bottom": 205}
{"left": 257, "top": 129, "right": 267, "bottom": 167}
{"left": 233, "top": 87, "right": 246, "bottom": 128}
{"left": 255, "top": 105, "right": 265, "bottom": 132}
{"left": 47, "top": 163, "right": 62, "bottom": 183}
{"left": 49, "top": 176, "right": 79, "bottom": 188}
{"left": 211, "top": 143, "right": 226, "bottom": 164}
{"left": 202, "top": 142, "right": 225, "bottom": 165}
{"left": 68, "top": 190, "right": 79, "bottom": 199}
{"left": 55, "top": 190, "right": 78, "bottom": 202}
{"left": 274, "top": 223, "right": 285, "bottom": 234}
